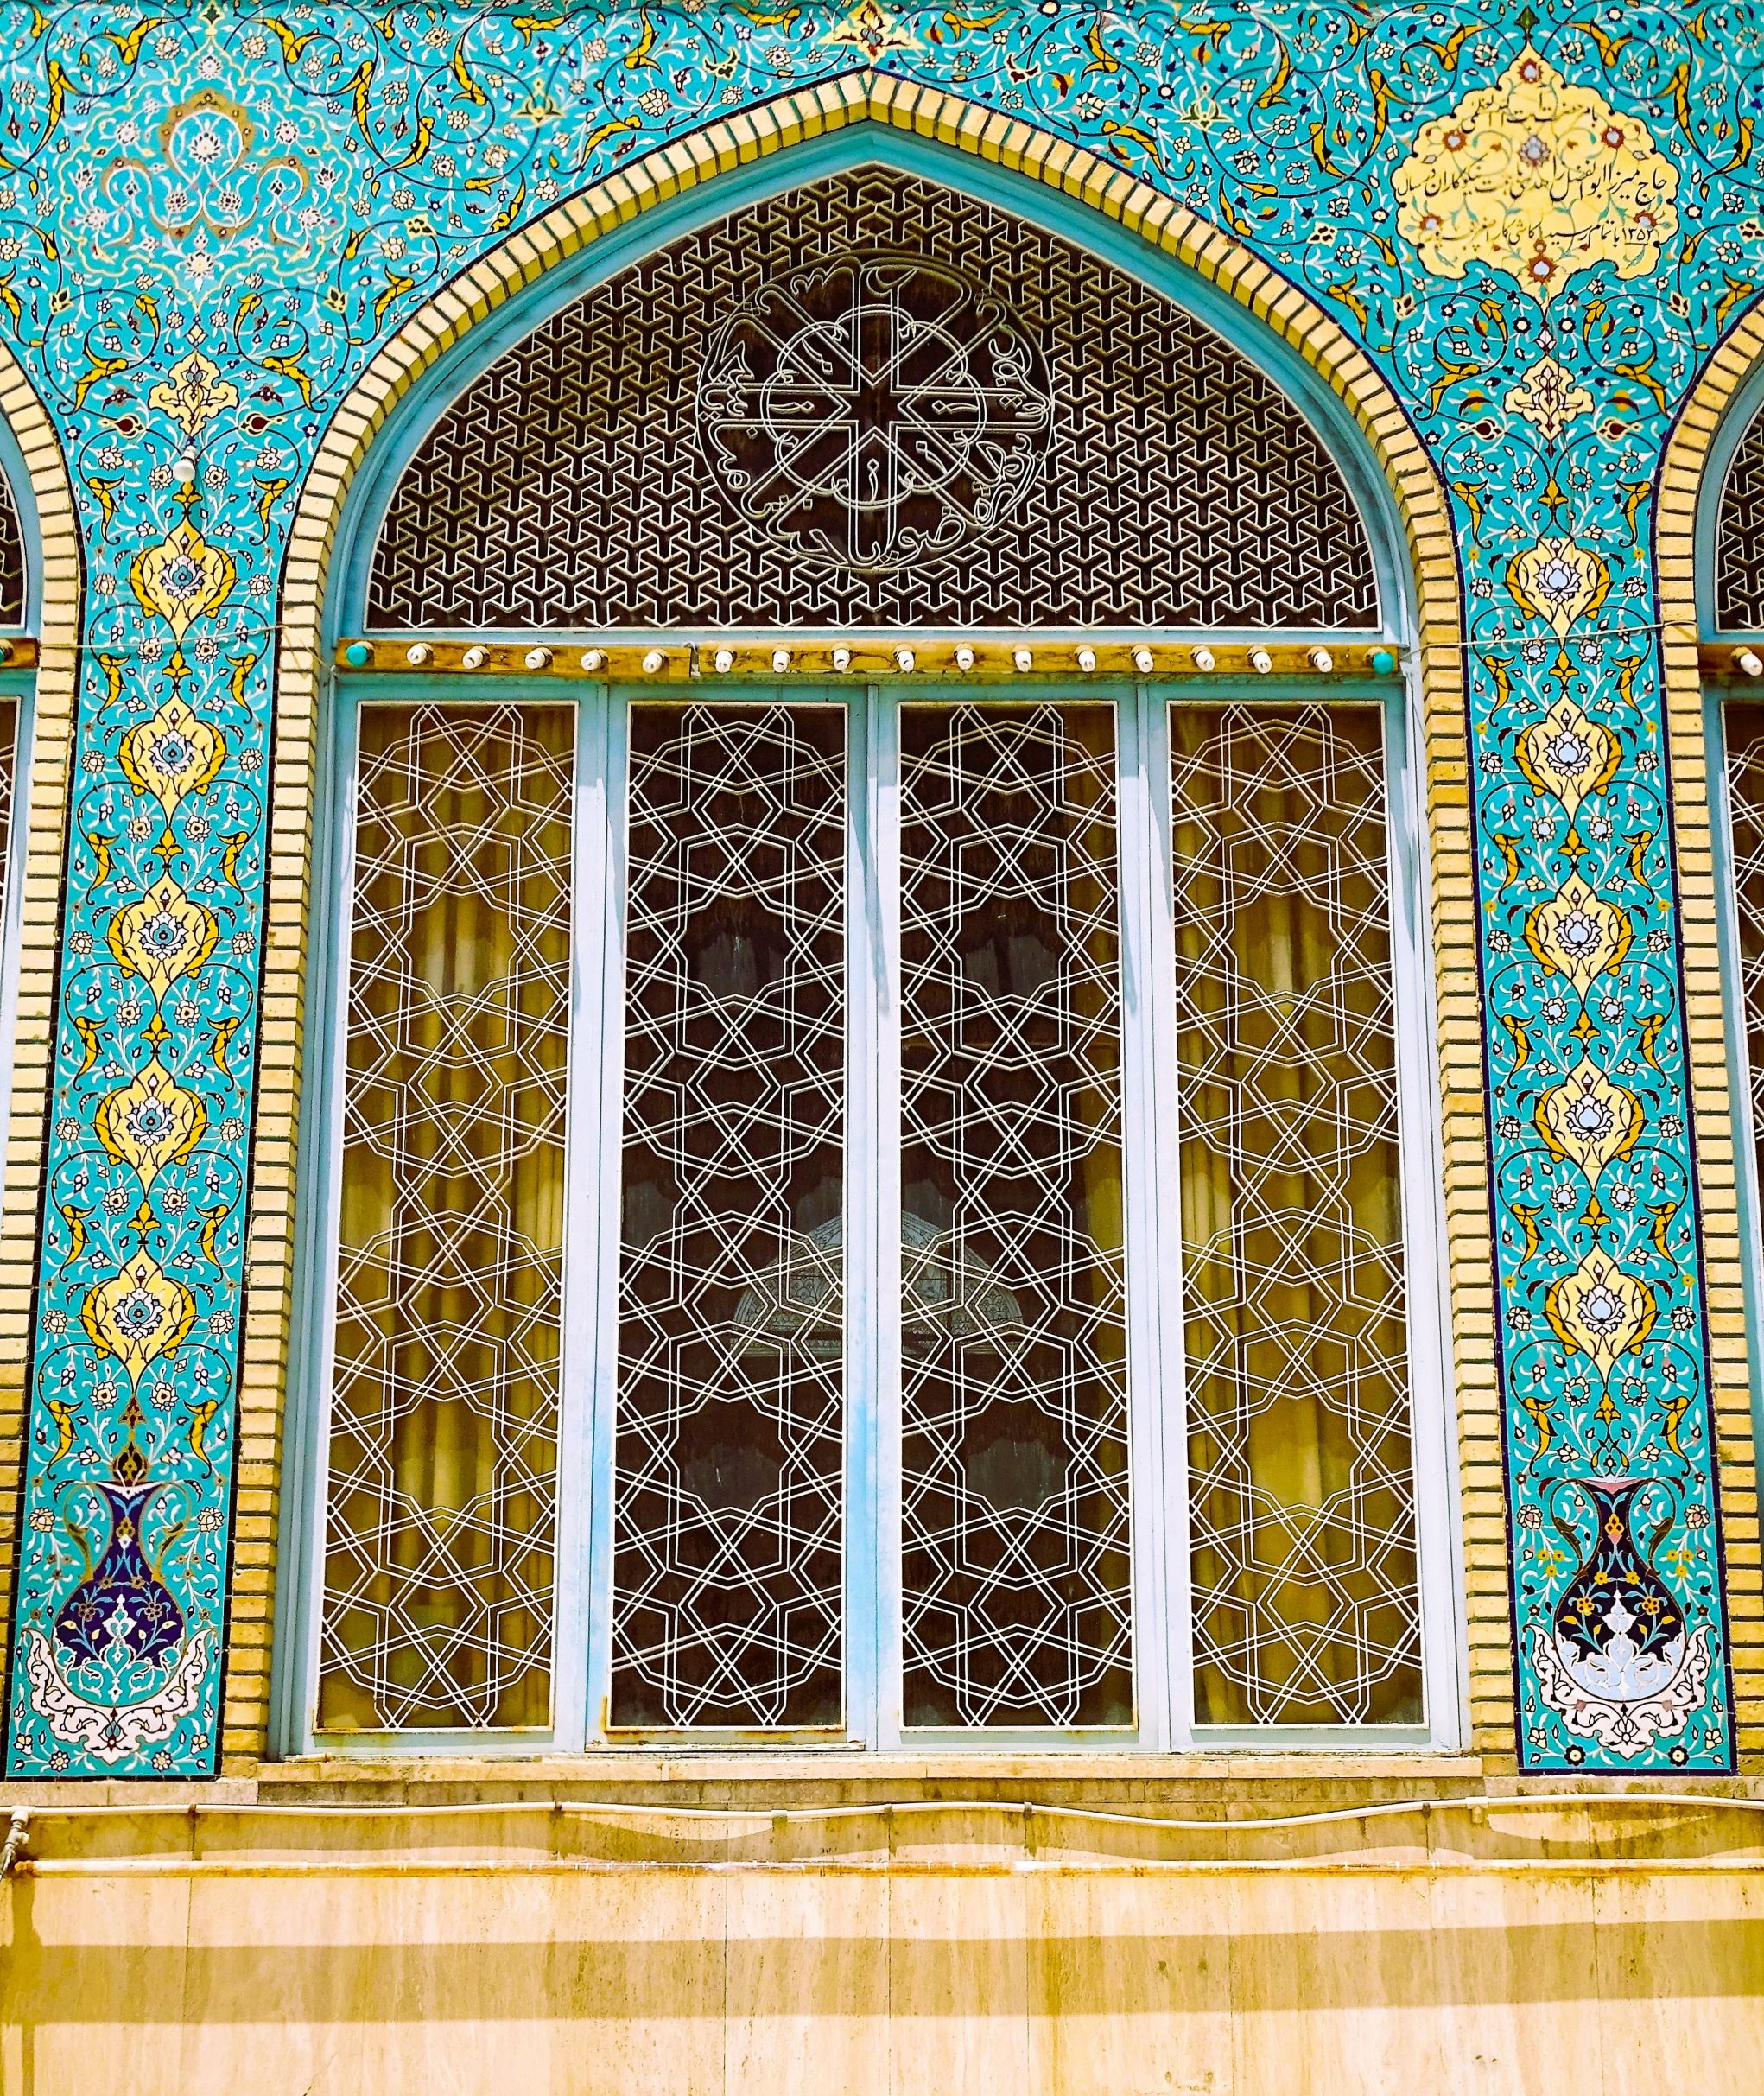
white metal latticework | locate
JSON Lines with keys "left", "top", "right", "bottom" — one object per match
{"left": 1171, "top": 704, "right": 1421, "bottom": 1727}
{"left": 612, "top": 705, "right": 847, "bottom": 1729}
{"left": 366, "top": 168, "right": 1378, "bottom": 634}
{"left": 898, "top": 703, "right": 1133, "bottom": 1730}
{"left": 318, "top": 703, "right": 575, "bottom": 1731}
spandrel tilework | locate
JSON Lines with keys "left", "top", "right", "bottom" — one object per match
{"left": 2, "top": 3, "right": 1756, "bottom": 1774}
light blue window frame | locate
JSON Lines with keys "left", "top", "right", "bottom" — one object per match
{"left": 272, "top": 129, "right": 1466, "bottom": 1758}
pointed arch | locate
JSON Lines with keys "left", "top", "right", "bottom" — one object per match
{"left": 243, "top": 78, "right": 1495, "bottom": 1769}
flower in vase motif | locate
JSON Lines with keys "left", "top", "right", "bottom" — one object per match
{"left": 94, "top": 1056, "right": 206, "bottom": 1191}
{"left": 1516, "top": 697, "right": 1621, "bottom": 814}
{"left": 1505, "top": 356, "right": 1594, "bottom": 443}
{"left": 1525, "top": 875, "right": 1632, "bottom": 991}
{"left": 106, "top": 875, "right": 218, "bottom": 1001}
{"left": 81, "top": 1251, "right": 197, "bottom": 1384}
{"left": 1507, "top": 537, "right": 1610, "bottom": 638}
{"left": 1534, "top": 1058, "right": 1645, "bottom": 1177}
{"left": 1545, "top": 1252, "right": 1657, "bottom": 1375}
{"left": 130, "top": 519, "right": 235, "bottom": 639}
{"left": 146, "top": 350, "right": 239, "bottom": 437}
{"left": 1392, "top": 45, "right": 1678, "bottom": 306}
{"left": 118, "top": 695, "right": 226, "bottom": 823}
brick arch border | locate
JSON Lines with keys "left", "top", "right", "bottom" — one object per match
{"left": 0, "top": 347, "right": 86, "bottom": 1660}
{"left": 241, "top": 74, "right": 1502, "bottom": 1769}
{"left": 1657, "top": 310, "right": 1764, "bottom": 1764}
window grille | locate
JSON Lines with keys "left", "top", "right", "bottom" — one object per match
{"left": 898, "top": 704, "right": 1133, "bottom": 1729}
{"left": 365, "top": 169, "right": 1378, "bottom": 635}
{"left": 316, "top": 703, "right": 574, "bottom": 1731}
{"left": 612, "top": 704, "right": 848, "bottom": 1730}
{"left": 0, "top": 476, "right": 24, "bottom": 629}
{"left": 302, "top": 683, "right": 1440, "bottom": 1748}
{"left": 1171, "top": 704, "right": 1421, "bottom": 1726}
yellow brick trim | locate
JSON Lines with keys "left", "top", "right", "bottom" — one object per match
{"left": 0, "top": 351, "right": 81, "bottom": 1654}
{"left": 237, "top": 82, "right": 1499, "bottom": 1768}
{"left": 1659, "top": 308, "right": 1764, "bottom": 1766}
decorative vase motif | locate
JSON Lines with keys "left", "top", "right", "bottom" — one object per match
{"left": 52, "top": 1458, "right": 185, "bottom": 1670}
{"left": 1549, "top": 1477, "right": 1685, "bottom": 1701}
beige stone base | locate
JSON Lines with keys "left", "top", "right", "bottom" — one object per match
{"left": 4, "top": 1766, "right": 1762, "bottom": 2093}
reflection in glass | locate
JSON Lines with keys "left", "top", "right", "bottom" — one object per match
{"left": 612, "top": 705, "right": 847, "bottom": 1728}
{"left": 319, "top": 703, "right": 574, "bottom": 1731}
{"left": 1171, "top": 703, "right": 1421, "bottom": 1727}
{"left": 898, "top": 702, "right": 1132, "bottom": 1729}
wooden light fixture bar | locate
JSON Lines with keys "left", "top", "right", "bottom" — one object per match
{"left": 338, "top": 636, "right": 1401, "bottom": 682}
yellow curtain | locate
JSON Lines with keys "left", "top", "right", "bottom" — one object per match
{"left": 320, "top": 702, "right": 574, "bottom": 1731}
{"left": 1171, "top": 704, "right": 1421, "bottom": 1727}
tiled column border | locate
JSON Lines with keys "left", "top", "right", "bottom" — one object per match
{"left": 0, "top": 353, "right": 82, "bottom": 1661}
{"left": 238, "top": 78, "right": 1500, "bottom": 1769}
{"left": 1658, "top": 313, "right": 1764, "bottom": 1766}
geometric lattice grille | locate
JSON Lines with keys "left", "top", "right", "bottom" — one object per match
{"left": 899, "top": 703, "right": 1133, "bottom": 1728}
{"left": 612, "top": 705, "right": 847, "bottom": 1729}
{"left": 366, "top": 168, "right": 1377, "bottom": 634}
{"left": 1717, "top": 403, "right": 1764, "bottom": 631}
{"left": 1171, "top": 705, "right": 1421, "bottom": 1726}
{"left": 317, "top": 703, "right": 574, "bottom": 1731}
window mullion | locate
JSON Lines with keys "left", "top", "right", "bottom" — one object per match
{"left": 581, "top": 683, "right": 630, "bottom": 1743}
{"left": 868, "top": 683, "right": 905, "bottom": 1749}
{"left": 1383, "top": 676, "right": 1465, "bottom": 1751}
{"left": 1120, "top": 681, "right": 1189, "bottom": 1753}
{"left": 552, "top": 683, "right": 615, "bottom": 1751}
{"left": 289, "top": 678, "right": 362, "bottom": 1753}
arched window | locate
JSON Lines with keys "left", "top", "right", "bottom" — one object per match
{"left": 289, "top": 165, "right": 1455, "bottom": 1751}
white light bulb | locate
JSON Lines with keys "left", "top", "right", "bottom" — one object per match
{"left": 1076, "top": 647, "right": 1097, "bottom": 673}
{"left": 714, "top": 649, "right": 733, "bottom": 674}
{"left": 1251, "top": 649, "right": 1273, "bottom": 675}
{"left": 832, "top": 647, "right": 853, "bottom": 673}
{"left": 524, "top": 646, "right": 553, "bottom": 671}
{"left": 643, "top": 649, "right": 666, "bottom": 675}
{"left": 1308, "top": 648, "right": 1334, "bottom": 675}
{"left": 895, "top": 646, "right": 916, "bottom": 673}
{"left": 1133, "top": 646, "right": 1155, "bottom": 674}
{"left": 771, "top": 647, "right": 790, "bottom": 673}
{"left": 1192, "top": 648, "right": 1215, "bottom": 672}
{"left": 579, "top": 649, "right": 606, "bottom": 673}
{"left": 1012, "top": 647, "right": 1033, "bottom": 672}
{"left": 461, "top": 645, "right": 489, "bottom": 670}
{"left": 955, "top": 645, "right": 976, "bottom": 671}
{"left": 1737, "top": 649, "right": 1764, "bottom": 679}
{"left": 405, "top": 643, "right": 432, "bottom": 667}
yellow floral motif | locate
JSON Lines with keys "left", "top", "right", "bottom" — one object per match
{"left": 80, "top": 1250, "right": 197, "bottom": 1385}
{"left": 1392, "top": 44, "right": 1678, "bottom": 306}
{"left": 130, "top": 519, "right": 235, "bottom": 639}
{"left": 1534, "top": 1058, "right": 1645, "bottom": 1177}
{"left": 1545, "top": 1250, "right": 1657, "bottom": 1375}
{"left": 93, "top": 1056, "right": 206, "bottom": 1191}
{"left": 1515, "top": 696, "right": 1621, "bottom": 813}
{"left": 145, "top": 350, "right": 240, "bottom": 436}
{"left": 1525, "top": 874, "right": 1632, "bottom": 991}
{"left": 1504, "top": 356, "right": 1594, "bottom": 442}
{"left": 118, "top": 695, "right": 226, "bottom": 823}
{"left": 820, "top": 0, "right": 918, "bottom": 58}
{"left": 106, "top": 875, "right": 218, "bottom": 1000}
{"left": 1507, "top": 537, "right": 1610, "bottom": 638}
